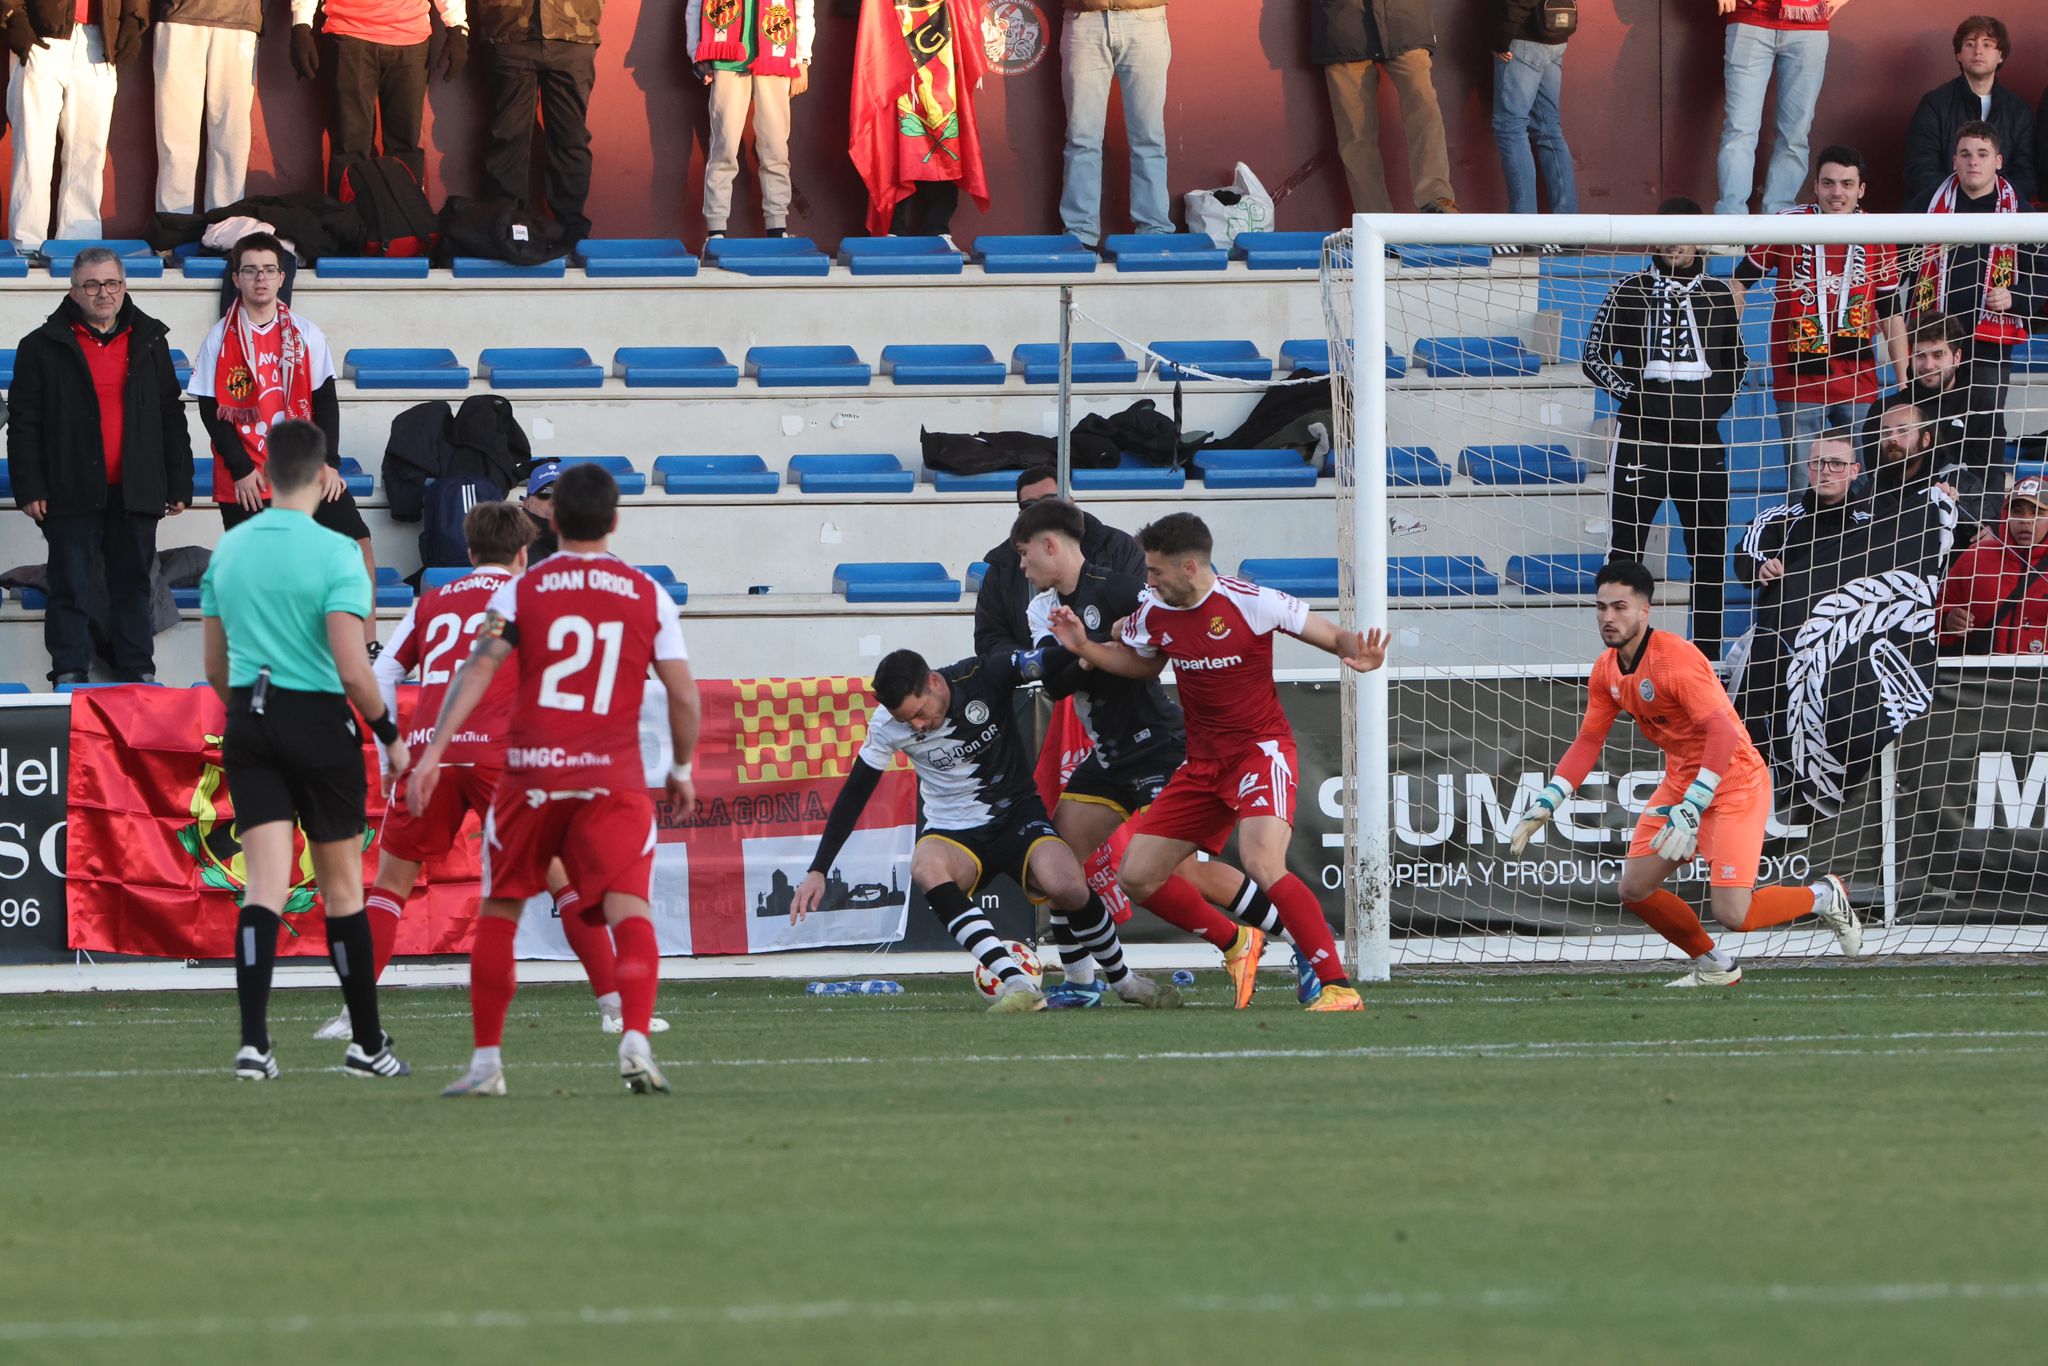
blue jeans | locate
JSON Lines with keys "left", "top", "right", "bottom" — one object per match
{"left": 1060, "top": 9, "right": 1172, "bottom": 245}
{"left": 1716, "top": 23, "right": 1828, "bottom": 216}
{"left": 1777, "top": 398, "right": 1865, "bottom": 493}
{"left": 1492, "top": 40, "right": 1576, "bottom": 216}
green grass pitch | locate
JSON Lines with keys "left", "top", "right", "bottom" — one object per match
{"left": 2, "top": 964, "right": 2043, "bottom": 1364}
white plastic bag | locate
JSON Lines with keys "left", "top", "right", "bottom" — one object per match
{"left": 1183, "top": 162, "right": 1274, "bottom": 248}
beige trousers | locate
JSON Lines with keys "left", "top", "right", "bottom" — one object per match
{"left": 703, "top": 70, "right": 793, "bottom": 231}
{"left": 1323, "top": 49, "right": 1455, "bottom": 214}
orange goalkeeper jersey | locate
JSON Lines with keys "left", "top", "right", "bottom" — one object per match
{"left": 1558, "top": 629, "right": 1768, "bottom": 797}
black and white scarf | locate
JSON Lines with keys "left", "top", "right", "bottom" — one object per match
{"left": 1644, "top": 270, "right": 1711, "bottom": 384}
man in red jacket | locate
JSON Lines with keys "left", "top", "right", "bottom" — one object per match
{"left": 1938, "top": 475, "right": 2048, "bottom": 655}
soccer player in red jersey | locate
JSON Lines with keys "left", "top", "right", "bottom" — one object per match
{"left": 1047, "top": 512, "right": 1388, "bottom": 1012}
{"left": 311, "top": 501, "right": 657, "bottom": 1041}
{"left": 1511, "top": 561, "right": 1863, "bottom": 986}
{"left": 410, "top": 465, "right": 700, "bottom": 1096}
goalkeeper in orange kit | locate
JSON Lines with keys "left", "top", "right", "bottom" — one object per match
{"left": 1512, "top": 561, "right": 1864, "bottom": 985}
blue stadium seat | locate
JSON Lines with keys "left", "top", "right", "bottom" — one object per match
{"left": 613, "top": 347, "right": 739, "bottom": 388}
{"left": 17, "top": 587, "right": 46, "bottom": 608}
{"left": 1196, "top": 449, "right": 1318, "bottom": 489}
{"left": 0, "top": 681, "right": 28, "bottom": 693}
{"left": 170, "top": 588, "right": 200, "bottom": 609}
{"left": 633, "top": 565, "right": 689, "bottom": 604}
{"left": 452, "top": 256, "right": 567, "bottom": 279}
{"left": 841, "top": 236, "right": 964, "bottom": 275}
{"left": 653, "top": 455, "right": 778, "bottom": 495}
{"left": 1538, "top": 253, "right": 1649, "bottom": 362}
{"left": 1104, "top": 233, "right": 1229, "bottom": 272}
{"left": 192, "top": 458, "right": 212, "bottom": 495}
{"left": 1414, "top": 336, "right": 1540, "bottom": 378}
{"left": 965, "top": 561, "right": 990, "bottom": 592}
{"left": 1389, "top": 446, "right": 1452, "bottom": 486}
{"left": 1011, "top": 342, "right": 1138, "bottom": 384}
{"left": 1741, "top": 284, "right": 1776, "bottom": 381}
{"left": 2013, "top": 334, "right": 2048, "bottom": 373}
{"left": 558, "top": 455, "right": 647, "bottom": 495}
{"left": 1385, "top": 344, "right": 1407, "bottom": 378}
{"left": 422, "top": 567, "right": 468, "bottom": 588}
{"left": 170, "top": 350, "right": 192, "bottom": 387}
{"left": 1149, "top": 339, "right": 1272, "bottom": 382}
{"left": 479, "top": 347, "right": 604, "bottom": 388}
{"left": 372, "top": 567, "right": 415, "bottom": 607}
{"left": 0, "top": 464, "right": 8, "bottom": 499}
{"left": 974, "top": 234, "right": 1097, "bottom": 274}
{"left": 338, "top": 457, "right": 373, "bottom": 497}
{"left": 1071, "top": 455, "right": 1186, "bottom": 491}
{"left": 787, "top": 453, "right": 915, "bottom": 493}
{"left": 42, "top": 239, "right": 162, "bottom": 277}
{"left": 0, "top": 248, "right": 27, "bottom": 280}
{"left": 576, "top": 238, "right": 699, "bottom": 278}
{"left": 1239, "top": 558, "right": 1339, "bottom": 597}
{"left": 1726, "top": 388, "right": 1790, "bottom": 494}
{"left": 704, "top": 236, "right": 831, "bottom": 276}
{"left": 1394, "top": 244, "right": 1490, "bottom": 270}
{"left": 316, "top": 257, "right": 431, "bottom": 280}
{"left": 179, "top": 255, "right": 227, "bottom": 280}
{"left": 746, "top": 345, "right": 871, "bottom": 387}
{"left": 0, "top": 349, "right": 13, "bottom": 387}
{"left": 1390, "top": 555, "right": 1500, "bottom": 597}
{"left": 1234, "top": 231, "right": 1332, "bottom": 271}
{"left": 880, "top": 344, "right": 1005, "bottom": 385}
{"left": 925, "top": 466, "right": 1016, "bottom": 492}
{"left": 1278, "top": 339, "right": 1331, "bottom": 373}
{"left": 1506, "top": 552, "right": 1606, "bottom": 595}
{"left": 832, "top": 562, "right": 961, "bottom": 603}
{"left": 345, "top": 348, "right": 470, "bottom": 389}
{"left": 1460, "top": 443, "right": 1586, "bottom": 485}
{"left": 58, "top": 680, "right": 162, "bottom": 691}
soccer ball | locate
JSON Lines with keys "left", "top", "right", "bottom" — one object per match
{"left": 972, "top": 941, "right": 1044, "bottom": 998}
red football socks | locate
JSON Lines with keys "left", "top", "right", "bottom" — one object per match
{"left": 555, "top": 889, "right": 618, "bottom": 998}
{"left": 1143, "top": 874, "right": 1240, "bottom": 950}
{"left": 1740, "top": 885, "right": 1818, "bottom": 932}
{"left": 1269, "top": 874, "right": 1347, "bottom": 986}
{"left": 611, "top": 916, "right": 660, "bottom": 1037}
{"left": 469, "top": 915, "right": 520, "bottom": 1048}
{"left": 1623, "top": 889, "right": 1716, "bottom": 957}
{"left": 365, "top": 886, "right": 404, "bottom": 978}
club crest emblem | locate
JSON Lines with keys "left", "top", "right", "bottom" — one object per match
{"left": 1083, "top": 605, "right": 1101, "bottom": 630}
{"left": 225, "top": 365, "right": 255, "bottom": 403}
{"left": 980, "top": 0, "right": 1048, "bottom": 75}
{"left": 762, "top": 3, "right": 795, "bottom": 45}
{"left": 964, "top": 700, "right": 989, "bottom": 725}
{"left": 1639, "top": 679, "right": 1656, "bottom": 702}
{"left": 1208, "top": 615, "right": 1230, "bottom": 640}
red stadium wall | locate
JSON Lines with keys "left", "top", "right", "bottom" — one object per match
{"left": 39, "top": 0, "right": 2048, "bottom": 248}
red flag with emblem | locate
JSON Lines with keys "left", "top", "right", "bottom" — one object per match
{"left": 849, "top": 0, "right": 990, "bottom": 235}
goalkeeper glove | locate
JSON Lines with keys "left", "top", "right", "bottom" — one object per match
{"left": 1649, "top": 773, "right": 1720, "bottom": 862}
{"left": 1509, "top": 778, "right": 1572, "bottom": 853}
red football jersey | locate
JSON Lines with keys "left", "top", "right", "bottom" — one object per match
{"left": 379, "top": 565, "right": 518, "bottom": 767}
{"left": 487, "top": 552, "right": 688, "bottom": 789}
{"left": 1119, "top": 575, "right": 1308, "bottom": 762}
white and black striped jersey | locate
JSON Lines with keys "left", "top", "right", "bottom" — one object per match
{"left": 1028, "top": 567, "right": 1183, "bottom": 765}
{"left": 857, "top": 653, "right": 1041, "bottom": 830}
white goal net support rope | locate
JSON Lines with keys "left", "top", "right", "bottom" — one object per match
{"left": 1328, "top": 213, "right": 2048, "bottom": 975}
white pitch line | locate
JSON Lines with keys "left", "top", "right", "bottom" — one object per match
{"left": 4, "top": 1029, "right": 2043, "bottom": 1082}
{"left": 4, "top": 1280, "right": 2045, "bottom": 1342}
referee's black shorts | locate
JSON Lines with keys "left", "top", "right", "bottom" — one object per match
{"left": 223, "top": 687, "right": 368, "bottom": 842}
{"left": 219, "top": 486, "right": 373, "bottom": 542}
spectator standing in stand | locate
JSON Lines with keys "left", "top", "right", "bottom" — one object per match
{"left": 289, "top": 0, "right": 470, "bottom": 195}
{"left": 1714, "top": 0, "right": 1841, "bottom": 218}
{"left": 1490, "top": 0, "right": 1577, "bottom": 242}
{"left": 1311, "top": 0, "right": 1457, "bottom": 215}
{"left": 3, "top": 0, "right": 150, "bottom": 255}
{"left": 1058, "top": 0, "right": 1173, "bottom": 249}
{"left": 154, "top": 0, "right": 263, "bottom": 216}
{"left": 471, "top": 0, "right": 601, "bottom": 241}
{"left": 1901, "top": 16, "right": 2034, "bottom": 211}
{"left": 688, "top": 0, "right": 812, "bottom": 243}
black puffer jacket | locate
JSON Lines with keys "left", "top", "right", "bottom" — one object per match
{"left": 1310, "top": 0, "right": 1435, "bottom": 66}
{"left": 974, "top": 509, "right": 1144, "bottom": 655}
{"left": 6, "top": 297, "right": 193, "bottom": 516}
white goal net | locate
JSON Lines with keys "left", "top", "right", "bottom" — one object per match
{"left": 1327, "top": 213, "right": 2048, "bottom": 970}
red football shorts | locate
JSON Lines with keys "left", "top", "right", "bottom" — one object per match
{"left": 1629, "top": 773, "right": 1772, "bottom": 889}
{"left": 1131, "top": 737, "right": 1298, "bottom": 854}
{"left": 481, "top": 779, "right": 657, "bottom": 904}
{"left": 380, "top": 764, "right": 499, "bottom": 863}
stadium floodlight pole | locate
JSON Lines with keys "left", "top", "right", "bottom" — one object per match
{"left": 1354, "top": 215, "right": 1393, "bottom": 983}
{"left": 1057, "top": 285, "right": 1075, "bottom": 498}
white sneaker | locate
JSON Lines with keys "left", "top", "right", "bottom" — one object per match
{"left": 600, "top": 1012, "right": 671, "bottom": 1035}
{"left": 313, "top": 1011, "right": 353, "bottom": 1041}
{"left": 1111, "top": 972, "right": 1185, "bottom": 1009}
{"left": 440, "top": 1065, "right": 507, "bottom": 1098}
{"left": 1666, "top": 962, "right": 1744, "bottom": 988}
{"left": 618, "top": 1032, "right": 671, "bottom": 1095}
{"left": 1811, "top": 874, "right": 1863, "bottom": 957}
{"left": 987, "top": 980, "right": 1046, "bottom": 1013}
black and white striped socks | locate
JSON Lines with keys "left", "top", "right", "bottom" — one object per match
{"left": 928, "top": 882, "right": 1024, "bottom": 984}
{"left": 1062, "top": 893, "right": 1130, "bottom": 985}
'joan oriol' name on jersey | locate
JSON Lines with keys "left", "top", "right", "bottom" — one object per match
{"left": 534, "top": 566, "right": 643, "bottom": 599}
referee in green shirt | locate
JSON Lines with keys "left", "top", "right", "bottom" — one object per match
{"left": 201, "top": 419, "right": 413, "bottom": 1082}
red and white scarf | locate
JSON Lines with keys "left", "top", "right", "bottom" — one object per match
{"left": 1915, "top": 175, "right": 2028, "bottom": 347}
{"left": 210, "top": 299, "right": 314, "bottom": 497}
{"left": 694, "top": 0, "right": 801, "bottom": 77}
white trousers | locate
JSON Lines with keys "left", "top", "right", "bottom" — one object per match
{"left": 8, "top": 25, "right": 118, "bottom": 254}
{"left": 153, "top": 22, "right": 257, "bottom": 215}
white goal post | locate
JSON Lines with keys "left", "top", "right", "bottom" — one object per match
{"left": 1332, "top": 212, "right": 2048, "bottom": 978}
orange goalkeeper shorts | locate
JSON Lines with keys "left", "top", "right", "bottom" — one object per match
{"left": 1628, "top": 773, "right": 1771, "bottom": 889}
